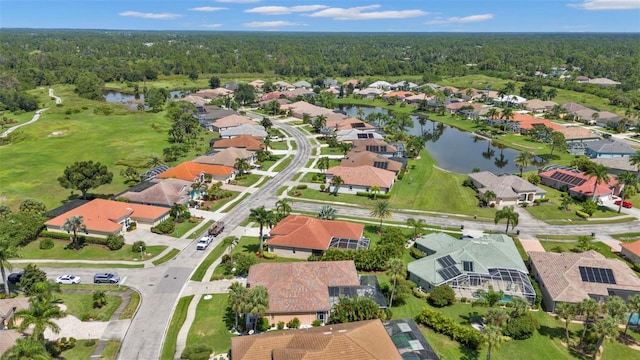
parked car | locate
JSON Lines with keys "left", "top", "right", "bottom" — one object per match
{"left": 614, "top": 199, "right": 633, "bottom": 208}
{"left": 93, "top": 272, "right": 120, "bottom": 284}
{"left": 196, "top": 236, "right": 212, "bottom": 250}
{"left": 56, "top": 275, "right": 81, "bottom": 284}
{"left": 269, "top": 135, "right": 281, "bottom": 141}
{"left": 8, "top": 272, "right": 23, "bottom": 284}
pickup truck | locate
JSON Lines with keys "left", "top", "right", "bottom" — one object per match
{"left": 196, "top": 236, "right": 212, "bottom": 250}
{"left": 208, "top": 221, "right": 225, "bottom": 237}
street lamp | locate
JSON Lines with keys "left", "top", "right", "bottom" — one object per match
{"left": 139, "top": 245, "right": 144, "bottom": 260}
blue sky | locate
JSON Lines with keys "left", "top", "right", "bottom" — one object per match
{"left": 1, "top": 0, "right": 639, "bottom": 32}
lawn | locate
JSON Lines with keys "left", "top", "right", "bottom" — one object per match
{"left": 221, "top": 192, "right": 250, "bottom": 212}
{"left": 233, "top": 174, "right": 263, "bottom": 187}
{"left": 119, "top": 291, "right": 140, "bottom": 319}
{"left": 170, "top": 219, "right": 203, "bottom": 238}
{"left": 16, "top": 239, "right": 166, "bottom": 261}
{"left": 298, "top": 171, "right": 325, "bottom": 183}
{"left": 319, "top": 147, "right": 343, "bottom": 155}
{"left": 2, "top": 85, "right": 210, "bottom": 210}
{"left": 610, "top": 232, "right": 640, "bottom": 242}
{"left": 267, "top": 141, "right": 288, "bottom": 151}
{"left": 186, "top": 294, "right": 235, "bottom": 355}
{"left": 161, "top": 295, "right": 194, "bottom": 360}
{"left": 187, "top": 219, "right": 215, "bottom": 240}
{"left": 59, "top": 292, "right": 122, "bottom": 321}
{"left": 259, "top": 155, "right": 284, "bottom": 171}
{"left": 59, "top": 339, "right": 98, "bottom": 360}
{"left": 191, "top": 236, "right": 233, "bottom": 281}
{"left": 100, "top": 340, "right": 121, "bottom": 360}
{"left": 206, "top": 191, "right": 241, "bottom": 212}
{"left": 152, "top": 248, "right": 180, "bottom": 266}
{"left": 273, "top": 156, "right": 293, "bottom": 172}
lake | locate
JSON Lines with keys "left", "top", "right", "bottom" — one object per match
{"left": 335, "top": 104, "right": 536, "bottom": 174}
{"left": 103, "top": 90, "right": 185, "bottom": 110}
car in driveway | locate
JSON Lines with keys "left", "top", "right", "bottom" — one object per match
{"left": 614, "top": 199, "right": 633, "bottom": 208}
{"left": 8, "top": 272, "right": 23, "bottom": 284}
{"left": 196, "top": 236, "right": 212, "bottom": 250}
{"left": 56, "top": 275, "right": 81, "bottom": 284}
{"left": 93, "top": 272, "right": 120, "bottom": 284}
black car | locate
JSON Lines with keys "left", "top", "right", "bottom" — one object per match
{"left": 8, "top": 272, "right": 23, "bottom": 284}
{"left": 93, "top": 272, "right": 120, "bottom": 284}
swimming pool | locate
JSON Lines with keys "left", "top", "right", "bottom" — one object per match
{"left": 626, "top": 312, "right": 639, "bottom": 326}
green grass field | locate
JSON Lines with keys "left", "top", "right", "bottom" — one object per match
{"left": 16, "top": 239, "right": 166, "bottom": 261}
{"left": 152, "top": 248, "right": 180, "bottom": 266}
{"left": 119, "top": 291, "right": 140, "bottom": 319}
{"left": 191, "top": 236, "right": 232, "bottom": 281}
{"left": 59, "top": 339, "right": 99, "bottom": 360}
{"left": 161, "top": 295, "right": 194, "bottom": 360}
{"left": 233, "top": 174, "right": 263, "bottom": 187}
{"left": 59, "top": 292, "right": 122, "bottom": 321}
{"left": 170, "top": 219, "right": 203, "bottom": 238}
{"left": 186, "top": 294, "right": 235, "bottom": 355}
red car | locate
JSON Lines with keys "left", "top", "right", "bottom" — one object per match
{"left": 614, "top": 199, "right": 633, "bottom": 208}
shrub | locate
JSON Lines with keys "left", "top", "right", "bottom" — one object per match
{"left": 106, "top": 235, "right": 125, "bottom": 250}
{"left": 410, "top": 247, "right": 426, "bottom": 259}
{"left": 527, "top": 174, "right": 541, "bottom": 185}
{"left": 39, "top": 230, "right": 107, "bottom": 245}
{"left": 132, "top": 241, "right": 146, "bottom": 253}
{"left": 92, "top": 290, "right": 108, "bottom": 309}
{"left": 319, "top": 184, "right": 326, "bottom": 192}
{"left": 181, "top": 343, "right": 213, "bottom": 360}
{"left": 397, "top": 169, "right": 406, "bottom": 180}
{"left": 39, "top": 238, "right": 54, "bottom": 250}
{"left": 460, "top": 297, "right": 468, "bottom": 304}
{"left": 84, "top": 339, "right": 96, "bottom": 347}
{"left": 312, "top": 319, "right": 323, "bottom": 327}
{"left": 287, "top": 317, "right": 301, "bottom": 329}
{"left": 262, "top": 252, "right": 277, "bottom": 259}
{"left": 296, "top": 184, "right": 308, "bottom": 190}
{"left": 151, "top": 218, "right": 175, "bottom": 234}
{"left": 257, "top": 317, "right": 270, "bottom": 332}
{"left": 428, "top": 285, "right": 456, "bottom": 307}
{"left": 504, "top": 312, "right": 540, "bottom": 340}
{"left": 581, "top": 199, "right": 598, "bottom": 216}
{"left": 277, "top": 321, "right": 285, "bottom": 330}
{"left": 575, "top": 210, "right": 590, "bottom": 219}
{"left": 412, "top": 287, "right": 430, "bottom": 300}
{"left": 415, "top": 307, "right": 483, "bottom": 349}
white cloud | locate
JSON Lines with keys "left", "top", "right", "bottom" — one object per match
{"left": 309, "top": 5, "right": 428, "bottom": 20}
{"left": 570, "top": 0, "right": 640, "bottom": 10}
{"left": 245, "top": 5, "right": 328, "bottom": 15}
{"left": 243, "top": 21, "right": 303, "bottom": 28}
{"left": 216, "top": 0, "right": 260, "bottom": 3}
{"left": 188, "top": 7, "right": 227, "bottom": 12}
{"left": 119, "top": 11, "right": 182, "bottom": 20}
{"left": 426, "top": 14, "right": 494, "bottom": 25}
{"left": 201, "top": 23, "right": 224, "bottom": 28}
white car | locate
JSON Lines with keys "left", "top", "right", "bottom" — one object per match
{"left": 196, "top": 236, "right": 212, "bottom": 250}
{"left": 56, "top": 274, "right": 81, "bottom": 284}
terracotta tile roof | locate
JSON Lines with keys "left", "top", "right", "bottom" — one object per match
{"left": 247, "top": 260, "right": 361, "bottom": 314}
{"left": 212, "top": 135, "right": 264, "bottom": 151}
{"left": 281, "top": 101, "right": 346, "bottom": 121}
{"left": 45, "top": 199, "right": 169, "bottom": 233}
{"left": 327, "top": 165, "right": 396, "bottom": 188}
{"left": 343, "top": 79, "right": 359, "bottom": 86}
{"left": 231, "top": 319, "right": 402, "bottom": 360}
{"left": 157, "top": 161, "right": 234, "bottom": 181}
{"left": 621, "top": 240, "right": 640, "bottom": 256}
{"left": 212, "top": 114, "right": 255, "bottom": 129}
{"left": 556, "top": 126, "right": 600, "bottom": 140}
{"left": 529, "top": 251, "right": 640, "bottom": 304}
{"left": 193, "top": 147, "right": 253, "bottom": 167}
{"left": 382, "top": 91, "right": 415, "bottom": 99}
{"left": 539, "top": 168, "right": 617, "bottom": 197}
{"left": 326, "top": 117, "right": 374, "bottom": 131}
{"left": 259, "top": 91, "right": 282, "bottom": 102}
{"left": 446, "top": 102, "right": 481, "bottom": 110}
{"left": 267, "top": 215, "right": 364, "bottom": 250}
{"left": 523, "top": 99, "right": 557, "bottom": 111}
{"left": 342, "top": 150, "right": 402, "bottom": 173}
{"left": 511, "top": 113, "right": 563, "bottom": 130}
{"left": 0, "top": 330, "right": 24, "bottom": 357}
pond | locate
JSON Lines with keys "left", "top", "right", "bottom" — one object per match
{"left": 103, "top": 90, "right": 185, "bottom": 109}
{"left": 335, "top": 104, "right": 538, "bottom": 174}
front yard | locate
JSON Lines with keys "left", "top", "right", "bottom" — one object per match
{"left": 16, "top": 239, "right": 166, "bottom": 261}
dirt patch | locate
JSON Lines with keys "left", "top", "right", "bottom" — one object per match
{"left": 48, "top": 130, "right": 68, "bottom": 137}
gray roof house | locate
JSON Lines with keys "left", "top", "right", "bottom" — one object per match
{"left": 219, "top": 124, "right": 267, "bottom": 139}
{"left": 408, "top": 233, "right": 535, "bottom": 305}
{"left": 116, "top": 178, "right": 196, "bottom": 207}
{"left": 336, "top": 129, "right": 384, "bottom": 142}
{"left": 292, "top": 80, "right": 312, "bottom": 89}
{"left": 468, "top": 171, "right": 546, "bottom": 206}
{"left": 585, "top": 139, "right": 637, "bottom": 159}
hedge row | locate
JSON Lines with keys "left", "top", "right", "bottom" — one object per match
{"left": 355, "top": 191, "right": 392, "bottom": 199}
{"left": 415, "top": 307, "right": 483, "bottom": 349}
{"left": 575, "top": 210, "right": 590, "bottom": 218}
{"left": 40, "top": 230, "right": 108, "bottom": 245}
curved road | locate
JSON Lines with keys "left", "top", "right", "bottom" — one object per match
{"left": 0, "top": 89, "right": 60, "bottom": 138}
{"left": 116, "top": 121, "right": 312, "bottom": 359}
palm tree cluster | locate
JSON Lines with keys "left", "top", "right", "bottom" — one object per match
{"left": 227, "top": 282, "right": 269, "bottom": 333}
{"left": 494, "top": 205, "right": 519, "bottom": 233}
{"left": 249, "top": 206, "right": 276, "bottom": 257}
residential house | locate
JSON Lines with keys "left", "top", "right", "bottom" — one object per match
{"left": 509, "top": 113, "right": 563, "bottom": 134}
{"left": 589, "top": 78, "right": 621, "bottom": 86}
{"left": 342, "top": 150, "right": 403, "bottom": 174}
{"left": 224, "top": 82, "right": 239, "bottom": 92}
{"left": 326, "top": 117, "right": 375, "bottom": 132}
{"left": 231, "top": 320, "right": 404, "bottom": 360}
{"left": 369, "top": 80, "right": 392, "bottom": 89}
{"left": 211, "top": 114, "right": 256, "bottom": 132}
{"left": 193, "top": 147, "right": 254, "bottom": 168}
{"left": 382, "top": 91, "right": 415, "bottom": 100}
{"left": 356, "top": 87, "right": 384, "bottom": 100}
{"left": 219, "top": 124, "right": 267, "bottom": 139}
{"left": 281, "top": 101, "right": 345, "bottom": 121}
{"left": 324, "top": 78, "right": 338, "bottom": 88}
{"left": 538, "top": 166, "right": 620, "bottom": 200}
{"left": 528, "top": 250, "right": 640, "bottom": 311}
{"left": 562, "top": 102, "right": 591, "bottom": 114}
{"left": 283, "top": 88, "right": 315, "bottom": 99}
{"left": 326, "top": 165, "right": 396, "bottom": 194}
{"left": 495, "top": 94, "right": 527, "bottom": 106}
{"left": 258, "top": 91, "right": 282, "bottom": 102}
{"left": 246, "top": 261, "right": 384, "bottom": 326}
{"left": 557, "top": 126, "right": 601, "bottom": 144}
{"left": 0, "top": 297, "right": 29, "bottom": 330}
{"left": 258, "top": 97, "right": 291, "bottom": 109}
{"left": 621, "top": 240, "right": 640, "bottom": 264}
{"left": 266, "top": 215, "right": 369, "bottom": 259}
{"left": 390, "top": 81, "right": 420, "bottom": 90}
{"left": 194, "top": 105, "right": 237, "bottom": 131}
{"left": 350, "top": 139, "right": 398, "bottom": 157}
{"left": 523, "top": 99, "right": 557, "bottom": 112}
{"left": 576, "top": 76, "right": 590, "bottom": 83}
{"left": 586, "top": 139, "right": 637, "bottom": 158}
{"left": 468, "top": 171, "right": 546, "bottom": 206}
{"left": 178, "top": 94, "right": 208, "bottom": 107}
{"left": 273, "top": 81, "right": 294, "bottom": 91}
{"left": 211, "top": 134, "right": 265, "bottom": 151}
{"left": 248, "top": 79, "right": 264, "bottom": 89}
{"left": 591, "top": 157, "right": 639, "bottom": 174}
{"left": 115, "top": 178, "right": 196, "bottom": 208}
{"left": 404, "top": 93, "right": 431, "bottom": 105}
{"left": 157, "top": 161, "right": 235, "bottom": 183}
{"left": 408, "top": 233, "right": 536, "bottom": 305}
{"left": 594, "top": 112, "right": 625, "bottom": 129}
{"left": 342, "top": 79, "right": 359, "bottom": 87}
{"left": 44, "top": 199, "right": 170, "bottom": 237}
{"left": 292, "top": 80, "right": 312, "bottom": 89}
{"left": 336, "top": 129, "right": 384, "bottom": 142}
{"left": 195, "top": 88, "right": 233, "bottom": 99}
{"left": 446, "top": 103, "right": 483, "bottom": 118}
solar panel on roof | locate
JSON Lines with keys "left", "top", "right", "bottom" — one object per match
{"left": 463, "top": 261, "right": 474, "bottom": 272}
{"left": 437, "top": 255, "right": 456, "bottom": 268}
{"left": 579, "top": 266, "right": 616, "bottom": 284}
{"left": 438, "top": 266, "right": 461, "bottom": 281}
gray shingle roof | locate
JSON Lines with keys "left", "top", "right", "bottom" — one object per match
{"left": 469, "top": 171, "right": 545, "bottom": 200}
{"left": 219, "top": 124, "right": 267, "bottom": 138}
{"left": 587, "top": 139, "right": 636, "bottom": 155}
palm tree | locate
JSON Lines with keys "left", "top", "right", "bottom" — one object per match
{"left": 624, "top": 295, "right": 640, "bottom": 335}
{"left": 604, "top": 295, "right": 628, "bottom": 322}
{"left": 500, "top": 108, "right": 514, "bottom": 132}
{"left": 546, "top": 88, "right": 558, "bottom": 101}
{"left": 370, "top": 185, "right": 381, "bottom": 200}
{"left": 262, "top": 138, "right": 271, "bottom": 151}
{"left": 16, "top": 297, "right": 64, "bottom": 343}
{"left": 482, "top": 190, "right": 497, "bottom": 207}
{"left": 312, "top": 114, "right": 327, "bottom": 133}
{"left": 275, "top": 198, "right": 292, "bottom": 220}
{"left": 385, "top": 258, "right": 405, "bottom": 308}
{"left": 509, "top": 296, "right": 529, "bottom": 318}
{"left": 228, "top": 281, "right": 248, "bottom": 331}
{"left": 555, "top": 302, "right": 577, "bottom": 345}
{"left": 560, "top": 193, "right": 573, "bottom": 211}
{"left": 146, "top": 155, "right": 163, "bottom": 168}
{"left": 317, "top": 157, "right": 330, "bottom": 173}
{"left": 317, "top": 205, "right": 337, "bottom": 220}
{"left": 485, "top": 325, "right": 505, "bottom": 360}
{"left": 484, "top": 308, "right": 509, "bottom": 327}
{"left": 629, "top": 150, "right": 640, "bottom": 175}
{"left": 615, "top": 171, "right": 638, "bottom": 213}
{"left": 61, "top": 215, "right": 87, "bottom": 249}
{"left": 514, "top": 151, "right": 530, "bottom": 177}
{"left": 418, "top": 115, "right": 428, "bottom": 136}
{"left": 494, "top": 206, "right": 519, "bottom": 233}
{"left": 234, "top": 157, "right": 251, "bottom": 176}
{"left": 246, "top": 285, "right": 269, "bottom": 332}
{"left": 578, "top": 298, "right": 600, "bottom": 345}
{"left": 338, "top": 142, "right": 352, "bottom": 158}
{"left": 592, "top": 317, "right": 620, "bottom": 357}
{"left": 486, "top": 107, "right": 500, "bottom": 121}
{"left": 330, "top": 175, "right": 344, "bottom": 196}
{"left": 406, "top": 218, "right": 426, "bottom": 239}
{"left": 249, "top": 206, "right": 275, "bottom": 257}
{"left": 584, "top": 162, "right": 610, "bottom": 202}
{"left": 370, "top": 200, "right": 392, "bottom": 228}
{"left": 0, "top": 239, "right": 17, "bottom": 295}
{"left": 1, "top": 337, "right": 51, "bottom": 360}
